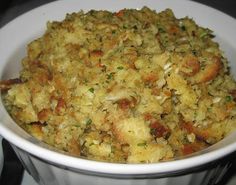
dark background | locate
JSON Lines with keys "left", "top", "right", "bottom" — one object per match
{"left": 0, "top": 0, "right": 236, "bottom": 185}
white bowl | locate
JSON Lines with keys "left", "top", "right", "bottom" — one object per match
{"left": 1, "top": 0, "right": 236, "bottom": 184}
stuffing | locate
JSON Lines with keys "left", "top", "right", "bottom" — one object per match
{"left": 2, "top": 7, "right": 236, "bottom": 163}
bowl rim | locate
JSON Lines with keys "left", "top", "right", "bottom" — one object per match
{"left": 1, "top": 113, "right": 236, "bottom": 175}
{"left": 1, "top": 0, "right": 236, "bottom": 175}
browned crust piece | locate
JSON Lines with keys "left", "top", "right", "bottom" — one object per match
{"left": 0, "top": 78, "right": 22, "bottom": 91}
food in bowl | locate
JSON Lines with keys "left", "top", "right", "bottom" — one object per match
{"left": 1, "top": 7, "right": 236, "bottom": 163}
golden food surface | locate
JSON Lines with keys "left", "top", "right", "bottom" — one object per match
{"left": 3, "top": 7, "right": 236, "bottom": 163}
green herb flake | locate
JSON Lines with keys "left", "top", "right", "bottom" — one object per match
{"left": 88, "top": 87, "right": 94, "bottom": 93}
{"left": 140, "top": 160, "right": 146, "bottom": 163}
{"left": 86, "top": 118, "right": 92, "bottom": 125}
{"left": 200, "top": 32, "right": 208, "bottom": 38}
{"left": 123, "top": 25, "right": 128, "bottom": 29}
{"left": 225, "top": 95, "right": 233, "bottom": 102}
{"left": 117, "top": 66, "right": 124, "bottom": 70}
{"left": 106, "top": 72, "right": 114, "bottom": 80}
{"left": 111, "top": 146, "right": 115, "bottom": 153}
{"left": 137, "top": 141, "right": 147, "bottom": 147}
{"left": 150, "top": 128, "right": 156, "bottom": 135}
{"left": 157, "top": 24, "right": 166, "bottom": 33}
{"left": 207, "top": 107, "right": 212, "bottom": 112}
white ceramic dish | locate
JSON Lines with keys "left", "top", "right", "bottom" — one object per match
{"left": 0, "top": 0, "right": 236, "bottom": 184}
{"left": 0, "top": 137, "right": 235, "bottom": 185}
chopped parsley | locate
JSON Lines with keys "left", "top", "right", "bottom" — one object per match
{"left": 200, "top": 32, "right": 208, "bottom": 38}
{"left": 106, "top": 72, "right": 115, "bottom": 80}
{"left": 88, "top": 87, "right": 94, "bottom": 93}
{"left": 117, "top": 66, "right": 124, "bottom": 70}
{"left": 137, "top": 141, "right": 147, "bottom": 147}
{"left": 86, "top": 118, "right": 92, "bottom": 125}
{"left": 225, "top": 95, "right": 233, "bottom": 102}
